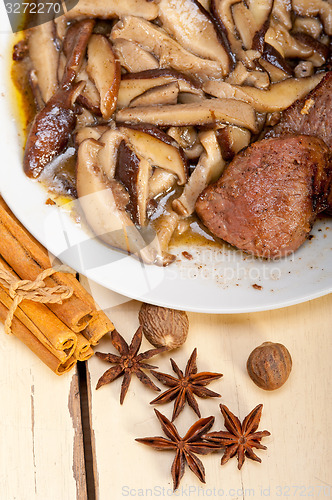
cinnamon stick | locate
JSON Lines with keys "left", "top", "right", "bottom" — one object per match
{"left": 0, "top": 287, "right": 72, "bottom": 362}
{"left": 82, "top": 310, "right": 114, "bottom": 345}
{"left": 0, "top": 256, "right": 77, "bottom": 360}
{"left": 73, "top": 332, "right": 91, "bottom": 361}
{"left": 0, "top": 198, "right": 93, "bottom": 331}
{"left": 0, "top": 301, "right": 77, "bottom": 375}
{"left": 79, "top": 346, "right": 94, "bottom": 361}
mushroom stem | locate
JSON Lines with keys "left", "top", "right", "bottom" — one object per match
{"left": 116, "top": 98, "right": 258, "bottom": 132}
{"left": 203, "top": 73, "right": 324, "bottom": 112}
{"left": 172, "top": 130, "right": 225, "bottom": 216}
{"left": 118, "top": 69, "right": 202, "bottom": 109}
{"left": 28, "top": 21, "right": 59, "bottom": 103}
{"left": 152, "top": 211, "right": 180, "bottom": 266}
{"left": 87, "top": 34, "right": 121, "bottom": 120}
{"left": 61, "top": 19, "right": 95, "bottom": 89}
{"left": 76, "top": 139, "right": 160, "bottom": 264}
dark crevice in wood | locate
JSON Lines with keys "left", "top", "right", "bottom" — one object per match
{"left": 77, "top": 361, "right": 96, "bottom": 500}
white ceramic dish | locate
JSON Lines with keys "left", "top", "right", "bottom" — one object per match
{"left": 1, "top": 14, "right": 332, "bottom": 314}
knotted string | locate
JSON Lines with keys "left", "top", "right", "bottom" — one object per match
{"left": 0, "top": 263, "right": 75, "bottom": 335}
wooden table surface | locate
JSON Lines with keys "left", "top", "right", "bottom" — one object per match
{"left": 1, "top": 282, "right": 332, "bottom": 500}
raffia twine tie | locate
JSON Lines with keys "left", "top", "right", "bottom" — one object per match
{"left": 0, "top": 264, "right": 75, "bottom": 335}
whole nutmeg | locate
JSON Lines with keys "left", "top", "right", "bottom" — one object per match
{"left": 138, "top": 303, "right": 189, "bottom": 349}
{"left": 247, "top": 342, "right": 292, "bottom": 390}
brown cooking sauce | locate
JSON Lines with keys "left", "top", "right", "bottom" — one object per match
{"left": 11, "top": 32, "right": 224, "bottom": 251}
{"left": 171, "top": 217, "right": 224, "bottom": 249}
{"left": 11, "top": 36, "right": 36, "bottom": 136}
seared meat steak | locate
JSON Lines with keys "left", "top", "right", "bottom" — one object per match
{"left": 195, "top": 136, "right": 332, "bottom": 258}
{"left": 266, "top": 71, "right": 332, "bottom": 214}
{"left": 265, "top": 72, "right": 332, "bottom": 149}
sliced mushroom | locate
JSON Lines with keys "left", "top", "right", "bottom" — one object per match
{"left": 115, "top": 140, "right": 152, "bottom": 226}
{"left": 204, "top": 80, "right": 256, "bottom": 99}
{"left": 148, "top": 169, "right": 177, "bottom": 199}
{"left": 172, "top": 130, "right": 225, "bottom": 216}
{"left": 244, "top": 69, "right": 270, "bottom": 89}
{"left": 272, "top": 0, "right": 292, "bottom": 29}
{"left": 293, "top": 16, "right": 323, "bottom": 39}
{"left": 158, "top": 0, "right": 230, "bottom": 72}
{"left": 203, "top": 73, "right": 324, "bottom": 112}
{"left": 116, "top": 99, "right": 258, "bottom": 132}
{"left": 258, "top": 61, "right": 289, "bottom": 83}
{"left": 294, "top": 61, "right": 314, "bottom": 78}
{"left": 24, "top": 82, "right": 84, "bottom": 178}
{"left": 167, "top": 126, "right": 204, "bottom": 160}
{"left": 76, "top": 62, "right": 101, "bottom": 114}
{"left": 251, "top": 20, "right": 270, "bottom": 54}
{"left": 248, "top": 0, "right": 273, "bottom": 30}
{"left": 182, "top": 142, "right": 205, "bottom": 160}
{"left": 113, "top": 39, "right": 159, "bottom": 73}
{"left": 167, "top": 126, "right": 198, "bottom": 149}
{"left": 232, "top": 2, "right": 259, "bottom": 50}
{"left": 118, "top": 69, "right": 203, "bottom": 108}
{"left": 28, "top": 21, "right": 59, "bottom": 103}
{"left": 66, "top": 0, "right": 158, "bottom": 21}
{"left": 97, "top": 129, "right": 126, "bottom": 179}
{"left": 226, "top": 61, "right": 270, "bottom": 88}
{"left": 54, "top": 15, "right": 68, "bottom": 41}
{"left": 129, "top": 82, "right": 179, "bottom": 108}
{"left": 259, "top": 44, "right": 293, "bottom": 82}
{"left": 176, "top": 218, "right": 191, "bottom": 235}
{"left": 86, "top": 34, "right": 121, "bottom": 120}
{"left": 225, "top": 62, "right": 248, "bottom": 85}
{"left": 151, "top": 211, "right": 180, "bottom": 265}
{"left": 216, "top": 125, "right": 251, "bottom": 161}
{"left": 198, "top": 0, "right": 210, "bottom": 8}
{"left": 293, "top": 32, "right": 329, "bottom": 67}
{"left": 119, "top": 124, "right": 188, "bottom": 185}
{"left": 292, "top": 0, "right": 332, "bottom": 36}
{"left": 61, "top": 19, "right": 95, "bottom": 88}
{"left": 75, "top": 108, "right": 96, "bottom": 128}
{"left": 81, "top": 126, "right": 162, "bottom": 227}
{"left": 211, "top": 0, "right": 260, "bottom": 65}
{"left": 178, "top": 92, "right": 207, "bottom": 104}
{"left": 57, "top": 52, "right": 67, "bottom": 85}
{"left": 111, "top": 16, "right": 225, "bottom": 81}
{"left": 76, "top": 139, "right": 158, "bottom": 264}
{"left": 28, "top": 70, "right": 44, "bottom": 110}
{"left": 265, "top": 21, "right": 313, "bottom": 59}
{"left": 75, "top": 125, "right": 108, "bottom": 146}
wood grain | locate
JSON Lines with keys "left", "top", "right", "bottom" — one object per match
{"left": 0, "top": 326, "right": 87, "bottom": 499}
{"left": 86, "top": 293, "right": 332, "bottom": 498}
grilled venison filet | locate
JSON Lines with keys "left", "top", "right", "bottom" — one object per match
{"left": 195, "top": 136, "right": 332, "bottom": 258}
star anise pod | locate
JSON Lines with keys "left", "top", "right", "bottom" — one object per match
{"left": 205, "top": 403, "right": 271, "bottom": 470}
{"left": 150, "top": 348, "right": 222, "bottom": 420}
{"left": 136, "top": 409, "right": 221, "bottom": 490}
{"left": 95, "top": 327, "right": 166, "bottom": 404}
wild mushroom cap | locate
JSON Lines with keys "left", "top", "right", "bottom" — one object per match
{"left": 76, "top": 138, "right": 159, "bottom": 263}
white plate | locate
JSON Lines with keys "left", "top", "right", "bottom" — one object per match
{"left": 1, "top": 18, "right": 332, "bottom": 314}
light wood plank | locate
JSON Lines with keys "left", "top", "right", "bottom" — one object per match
{"left": 86, "top": 291, "right": 332, "bottom": 498}
{"left": 0, "top": 325, "right": 87, "bottom": 500}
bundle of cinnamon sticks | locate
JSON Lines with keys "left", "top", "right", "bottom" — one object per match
{"left": 0, "top": 197, "right": 114, "bottom": 374}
